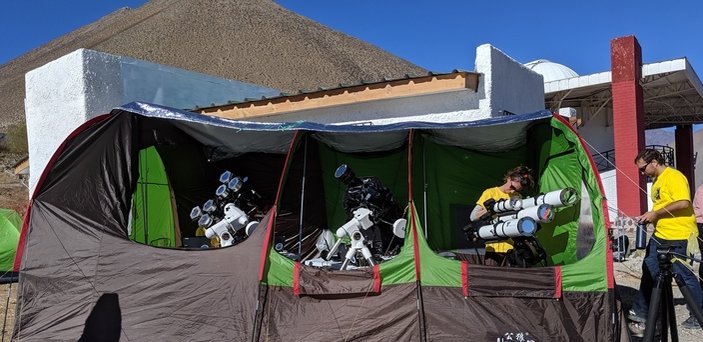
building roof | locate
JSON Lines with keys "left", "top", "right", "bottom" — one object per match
{"left": 543, "top": 58, "right": 703, "bottom": 128}
{"left": 196, "top": 71, "right": 480, "bottom": 120}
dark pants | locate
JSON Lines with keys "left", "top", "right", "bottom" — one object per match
{"left": 632, "top": 235, "right": 703, "bottom": 317}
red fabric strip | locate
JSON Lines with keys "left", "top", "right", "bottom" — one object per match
{"left": 407, "top": 131, "right": 422, "bottom": 282}
{"left": 461, "top": 260, "right": 469, "bottom": 297}
{"left": 554, "top": 266, "right": 562, "bottom": 298}
{"left": 293, "top": 262, "right": 301, "bottom": 296}
{"left": 373, "top": 264, "right": 381, "bottom": 293}
{"left": 14, "top": 114, "right": 110, "bottom": 272}
{"left": 410, "top": 204, "right": 421, "bottom": 281}
{"left": 259, "top": 131, "right": 299, "bottom": 281}
{"left": 257, "top": 209, "right": 276, "bottom": 281}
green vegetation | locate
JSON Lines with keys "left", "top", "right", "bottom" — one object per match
{"left": 0, "top": 122, "right": 28, "bottom": 155}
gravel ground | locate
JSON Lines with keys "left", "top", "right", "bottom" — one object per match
{"left": 0, "top": 284, "right": 16, "bottom": 342}
{"left": 615, "top": 250, "right": 703, "bottom": 341}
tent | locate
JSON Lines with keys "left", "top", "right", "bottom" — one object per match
{"left": 0, "top": 208, "right": 22, "bottom": 284}
{"left": 11, "top": 102, "right": 629, "bottom": 341}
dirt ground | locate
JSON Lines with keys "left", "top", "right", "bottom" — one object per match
{"left": 615, "top": 250, "right": 703, "bottom": 341}
{"left": 0, "top": 284, "right": 16, "bottom": 342}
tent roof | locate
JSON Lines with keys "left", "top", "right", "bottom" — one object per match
{"left": 118, "top": 102, "right": 553, "bottom": 154}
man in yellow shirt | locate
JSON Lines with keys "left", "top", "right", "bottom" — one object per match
{"left": 469, "top": 165, "right": 534, "bottom": 266}
{"left": 628, "top": 149, "right": 702, "bottom": 333}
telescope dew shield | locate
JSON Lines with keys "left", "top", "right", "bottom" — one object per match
{"left": 477, "top": 217, "right": 538, "bottom": 240}
{"left": 516, "top": 204, "right": 555, "bottom": 223}
{"left": 493, "top": 198, "right": 523, "bottom": 213}
{"left": 219, "top": 170, "right": 233, "bottom": 184}
{"left": 521, "top": 187, "right": 578, "bottom": 209}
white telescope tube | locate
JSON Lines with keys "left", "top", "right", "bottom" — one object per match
{"left": 477, "top": 217, "right": 538, "bottom": 240}
{"left": 492, "top": 198, "right": 523, "bottom": 213}
{"left": 514, "top": 204, "right": 555, "bottom": 223}
{"left": 521, "top": 188, "right": 578, "bottom": 209}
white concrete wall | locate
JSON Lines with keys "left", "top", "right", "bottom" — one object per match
{"left": 255, "top": 44, "right": 545, "bottom": 125}
{"left": 575, "top": 106, "right": 615, "bottom": 154}
{"left": 475, "top": 44, "right": 545, "bottom": 118}
{"left": 25, "top": 45, "right": 547, "bottom": 192}
{"left": 25, "top": 49, "right": 280, "bottom": 192}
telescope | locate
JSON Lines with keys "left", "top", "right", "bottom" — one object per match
{"left": 521, "top": 187, "right": 578, "bottom": 210}
{"left": 300, "top": 165, "right": 405, "bottom": 269}
{"left": 325, "top": 208, "right": 376, "bottom": 269}
{"left": 321, "top": 207, "right": 407, "bottom": 270}
{"left": 466, "top": 187, "right": 579, "bottom": 242}
{"left": 188, "top": 170, "right": 261, "bottom": 247}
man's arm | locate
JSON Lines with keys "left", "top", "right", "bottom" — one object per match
{"left": 638, "top": 200, "right": 690, "bottom": 223}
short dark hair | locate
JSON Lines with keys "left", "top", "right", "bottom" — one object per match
{"left": 634, "top": 149, "right": 665, "bottom": 165}
{"left": 505, "top": 165, "right": 534, "bottom": 190}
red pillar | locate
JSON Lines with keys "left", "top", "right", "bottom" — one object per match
{"left": 675, "top": 124, "right": 695, "bottom": 195}
{"left": 611, "top": 36, "right": 647, "bottom": 217}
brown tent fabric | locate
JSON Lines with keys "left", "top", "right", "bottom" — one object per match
{"left": 12, "top": 107, "right": 629, "bottom": 341}
{"left": 259, "top": 283, "right": 421, "bottom": 341}
{"left": 464, "top": 263, "right": 560, "bottom": 298}
{"left": 14, "top": 114, "right": 270, "bottom": 341}
{"left": 422, "top": 288, "right": 614, "bottom": 341}
{"left": 295, "top": 263, "right": 379, "bottom": 296}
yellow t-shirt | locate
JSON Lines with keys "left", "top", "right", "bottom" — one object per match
{"left": 476, "top": 187, "right": 515, "bottom": 253}
{"left": 651, "top": 167, "right": 697, "bottom": 240}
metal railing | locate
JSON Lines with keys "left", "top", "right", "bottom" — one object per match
{"left": 591, "top": 145, "right": 676, "bottom": 172}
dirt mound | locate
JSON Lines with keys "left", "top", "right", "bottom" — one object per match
{"left": 0, "top": 0, "right": 426, "bottom": 129}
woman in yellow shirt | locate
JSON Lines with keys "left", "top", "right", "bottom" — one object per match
{"left": 469, "top": 165, "right": 534, "bottom": 266}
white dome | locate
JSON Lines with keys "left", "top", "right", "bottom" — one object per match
{"left": 524, "top": 59, "right": 579, "bottom": 82}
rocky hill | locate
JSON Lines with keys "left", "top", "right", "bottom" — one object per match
{"left": 0, "top": 0, "right": 426, "bottom": 129}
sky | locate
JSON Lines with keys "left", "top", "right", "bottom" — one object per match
{"left": 2, "top": 0, "right": 703, "bottom": 75}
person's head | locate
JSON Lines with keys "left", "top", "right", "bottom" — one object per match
{"left": 503, "top": 165, "right": 534, "bottom": 194}
{"left": 634, "top": 149, "right": 666, "bottom": 177}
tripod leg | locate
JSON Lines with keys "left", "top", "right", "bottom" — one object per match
{"left": 673, "top": 273, "right": 703, "bottom": 329}
{"left": 340, "top": 246, "right": 357, "bottom": 270}
{"left": 644, "top": 273, "right": 667, "bottom": 342}
{"left": 360, "top": 246, "right": 375, "bottom": 267}
{"left": 663, "top": 280, "right": 677, "bottom": 342}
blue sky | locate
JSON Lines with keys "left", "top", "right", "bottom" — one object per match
{"left": 2, "top": 0, "right": 702, "bottom": 76}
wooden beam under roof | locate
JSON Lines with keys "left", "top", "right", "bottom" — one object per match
{"left": 197, "top": 71, "right": 479, "bottom": 120}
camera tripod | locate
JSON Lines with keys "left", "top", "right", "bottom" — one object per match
{"left": 642, "top": 251, "right": 703, "bottom": 341}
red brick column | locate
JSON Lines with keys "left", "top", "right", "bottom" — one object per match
{"left": 611, "top": 36, "right": 646, "bottom": 217}
{"left": 675, "top": 124, "right": 695, "bottom": 195}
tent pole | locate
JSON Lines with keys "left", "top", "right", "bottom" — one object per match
{"left": 422, "top": 141, "right": 428, "bottom": 239}
{"left": 298, "top": 136, "right": 308, "bottom": 258}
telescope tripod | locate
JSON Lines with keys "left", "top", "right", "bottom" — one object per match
{"left": 643, "top": 253, "right": 703, "bottom": 341}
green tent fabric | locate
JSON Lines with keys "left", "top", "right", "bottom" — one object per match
{"left": 0, "top": 208, "right": 22, "bottom": 273}
{"left": 130, "top": 146, "right": 178, "bottom": 247}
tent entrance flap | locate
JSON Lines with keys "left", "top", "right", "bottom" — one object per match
{"left": 130, "top": 146, "right": 179, "bottom": 247}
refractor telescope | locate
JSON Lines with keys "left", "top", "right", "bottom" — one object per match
{"left": 468, "top": 188, "right": 578, "bottom": 241}
{"left": 188, "top": 170, "right": 262, "bottom": 247}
